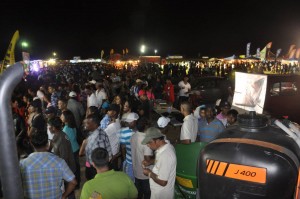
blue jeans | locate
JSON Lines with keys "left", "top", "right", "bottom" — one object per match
{"left": 123, "top": 161, "right": 134, "bottom": 182}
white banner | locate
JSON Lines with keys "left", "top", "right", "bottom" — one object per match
{"left": 246, "top": 43, "right": 251, "bottom": 57}
{"left": 232, "top": 72, "right": 267, "bottom": 114}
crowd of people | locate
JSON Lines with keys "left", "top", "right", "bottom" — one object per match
{"left": 6, "top": 61, "right": 242, "bottom": 199}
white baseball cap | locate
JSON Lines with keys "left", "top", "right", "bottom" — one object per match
{"left": 124, "top": 112, "right": 139, "bottom": 123}
{"left": 69, "top": 91, "right": 77, "bottom": 97}
{"left": 157, "top": 116, "right": 170, "bottom": 128}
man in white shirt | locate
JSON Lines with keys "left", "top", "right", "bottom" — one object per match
{"left": 131, "top": 118, "right": 153, "bottom": 199}
{"left": 178, "top": 76, "right": 191, "bottom": 106}
{"left": 85, "top": 84, "right": 98, "bottom": 110}
{"left": 95, "top": 82, "right": 107, "bottom": 108}
{"left": 142, "top": 127, "right": 176, "bottom": 199}
{"left": 180, "top": 101, "right": 198, "bottom": 144}
{"left": 104, "top": 104, "right": 121, "bottom": 157}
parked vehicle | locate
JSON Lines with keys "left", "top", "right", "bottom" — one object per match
{"left": 264, "top": 74, "right": 300, "bottom": 123}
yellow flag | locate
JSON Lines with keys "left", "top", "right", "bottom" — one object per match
{"left": 101, "top": 50, "right": 104, "bottom": 59}
{"left": 126, "top": 48, "right": 129, "bottom": 54}
{"left": 122, "top": 49, "right": 125, "bottom": 55}
{"left": 110, "top": 49, "right": 114, "bottom": 55}
{"left": 1, "top": 30, "right": 20, "bottom": 73}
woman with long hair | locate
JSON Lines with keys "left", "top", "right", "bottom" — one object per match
{"left": 60, "top": 110, "right": 81, "bottom": 189}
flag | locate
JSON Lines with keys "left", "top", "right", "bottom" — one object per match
{"left": 1, "top": 30, "right": 20, "bottom": 73}
{"left": 266, "top": 42, "right": 272, "bottom": 49}
{"left": 122, "top": 49, "right": 125, "bottom": 55}
{"left": 101, "top": 50, "right": 104, "bottom": 59}
{"left": 126, "top": 48, "right": 129, "bottom": 54}
{"left": 110, "top": 49, "right": 114, "bottom": 55}
{"left": 256, "top": 48, "right": 260, "bottom": 58}
{"left": 260, "top": 47, "right": 267, "bottom": 61}
{"left": 276, "top": 49, "right": 282, "bottom": 58}
{"left": 246, "top": 43, "right": 251, "bottom": 57}
{"left": 296, "top": 48, "right": 300, "bottom": 59}
{"left": 289, "top": 49, "right": 296, "bottom": 59}
{"left": 287, "top": 44, "right": 296, "bottom": 56}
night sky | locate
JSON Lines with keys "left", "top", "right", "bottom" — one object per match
{"left": 1, "top": 0, "right": 300, "bottom": 60}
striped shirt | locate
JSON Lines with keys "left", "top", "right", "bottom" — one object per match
{"left": 119, "top": 127, "right": 134, "bottom": 164}
{"left": 198, "top": 118, "right": 225, "bottom": 143}
{"left": 20, "top": 152, "right": 75, "bottom": 199}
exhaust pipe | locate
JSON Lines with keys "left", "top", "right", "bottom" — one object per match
{"left": 0, "top": 63, "right": 24, "bottom": 199}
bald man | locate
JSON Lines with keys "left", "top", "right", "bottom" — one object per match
{"left": 179, "top": 102, "right": 198, "bottom": 144}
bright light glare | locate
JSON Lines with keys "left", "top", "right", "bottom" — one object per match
{"left": 53, "top": 52, "right": 57, "bottom": 56}
{"left": 140, "top": 45, "right": 145, "bottom": 53}
{"left": 22, "top": 42, "right": 28, "bottom": 47}
{"left": 48, "top": 58, "right": 56, "bottom": 65}
{"left": 154, "top": 49, "right": 157, "bottom": 54}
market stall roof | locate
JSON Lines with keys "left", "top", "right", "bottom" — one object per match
{"left": 223, "top": 55, "right": 238, "bottom": 60}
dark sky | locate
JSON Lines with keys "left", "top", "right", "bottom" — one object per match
{"left": 1, "top": 0, "right": 300, "bottom": 60}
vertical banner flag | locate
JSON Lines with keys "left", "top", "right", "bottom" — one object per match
{"left": 256, "top": 48, "right": 260, "bottom": 58}
{"left": 260, "top": 47, "right": 267, "bottom": 61}
{"left": 122, "top": 49, "right": 125, "bottom": 55}
{"left": 101, "top": 50, "right": 104, "bottom": 59}
{"left": 289, "top": 49, "right": 296, "bottom": 59}
{"left": 246, "top": 43, "right": 251, "bottom": 57}
{"left": 295, "top": 48, "right": 300, "bottom": 59}
{"left": 276, "top": 49, "right": 282, "bottom": 58}
{"left": 126, "top": 48, "right": 129, "bottom": 54}
{"left": 1, "top": 30, "right": 20, "bottom": 73}
{"left": 110, "top": 49, "right": 114, "bottom": 55}
{"left": 287, "top": 44, "right": 296, "bottom": 56}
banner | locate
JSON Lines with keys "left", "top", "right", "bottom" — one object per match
{"left": 276, "top": 49, "right": 282, "bottom": 58}
{"left": 126, "top": 48, "right": 129, "bottom": 54}
{"left": 1, "top": 30, "right": 20, "bottom": 73}
{"left": 101, "top": 50, "right": 104, "bottom": 59}
{"left": 289, "top": 49, "right": 296, "bottom": 59}
{"left": 246, "top": 43, "right": 251, "bottom": 57}
{"left": 260, "top": 47, "right": 267, "bottom": 61}
{"left": 22, "top": 52, "right": 30, "bottom": 64}
{"left": 296, "top": 48, "right": 300, "bottom": 59}
{"left": 110, "top": 49, "right": 114, "bottom": 55}
{"left": 122, "top": 49, "right": 125, "bottom": 55}
{"left": 232, "top": 72, "right": 267, "bottom": 114}
{"left": 256, "top": 48, "right": 260, "bottom": 58}
{"left": 287, "top": 44, "right": 296, "bottom": 56}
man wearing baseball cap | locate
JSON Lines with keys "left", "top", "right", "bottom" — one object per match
{"left": 141, "top": 127, "right": 176, "bottom": 199}
{"left": 120, "top": 112, "right": 139, "bottom": 181}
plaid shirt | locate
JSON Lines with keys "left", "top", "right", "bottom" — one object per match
{"left": 51, "top": 92, "right": 59, "bottom": 108}
{"left": 20, "top": 152, "right": 75, "bottom": 199}
{"left": 85, "top": 129, "right": 112, "bottom": 165}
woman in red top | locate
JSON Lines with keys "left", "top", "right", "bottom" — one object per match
{"left": 163, "top": 78, "right": 175, "bottom": 104}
